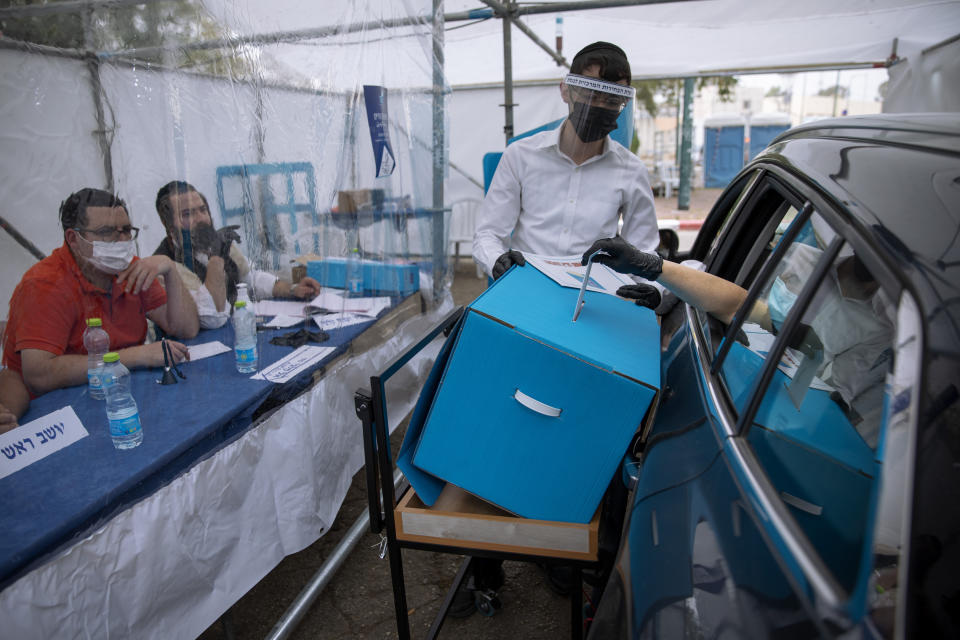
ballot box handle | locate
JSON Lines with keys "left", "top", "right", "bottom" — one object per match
{"left": 513, "top": 389, "right": 562, "bottom": 417}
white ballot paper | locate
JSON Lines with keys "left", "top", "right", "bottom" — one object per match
{"left": 187, "top": 341, "right": 232, "bottom": 361}
{"left": 0, "top": 406, "right": 87, "bottom": 480}
{"left": 313, "top": 312, "right": 375, "bottom": 331}
{"left": 251, "top": 345, "right": 336, "bottom": 383}
{"left": 263, "top": 314, "right": 306, "bottom": 329}
{"left": 524, "top": 253, "right": 632, "bottom": 295}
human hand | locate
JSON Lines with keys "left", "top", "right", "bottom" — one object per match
{"left": 188, "top": 225, "right": 223, "bottom": 257}
{"left": 616, "top": 284, "right": 662, "bottom": 309}
{"left": 130, "top": 340, "right": 190, "bottom": 368}
{"left": 117, "top": 255, "right": 173, "bottom": 295}
{"left": 582, "top": 236, "right": 663, "bottom": 281}
{"left": 0, "top": 403, "right": 17, "bottom": 432}
{"left": 492, "top": 250, "right": 526, "bottom": 280}
{"left": 291, "top": 277, "right": 322, "bottom": 300}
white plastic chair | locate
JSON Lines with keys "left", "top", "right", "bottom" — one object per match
{"left": 448, "top": 198, "right": 484, "bottom": 278}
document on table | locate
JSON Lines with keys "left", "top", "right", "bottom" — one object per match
{"left": 263, "top": 314, "right": 306, "bottom": 329}
{"left": 304, "top": 291, "right": 391, "bottom": 318}
{"left": 313, "top": 311, "right": 375, "bottom": 331}
{"left": 187, "top": 341, "right": 232, "bottom": 361}
{"left": 253, "top": 300, "right": 307, "bottom": 318}
{"left": 251, "top": 345, "right": 336, "bottom": 383}
{"left": 0, "top": 407, "right": 87, "bottom": 480}
{"left": 524, "top": 253, "right": 632, "bottom": 295}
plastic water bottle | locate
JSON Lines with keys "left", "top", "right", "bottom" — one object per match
{"left": 236, "top": 282, "right": 251, "bottom": 305}
{"left": 83, "top": 318, "right": 110, "bottom": 400}
{"left": 233, "top": 300, "right": 258, "bottom": 373}
{"left": 346, "top": 247, "right": 363, "bottom": 296}
{"left": 101, "top": 352, "right": 143, "bottom": 450}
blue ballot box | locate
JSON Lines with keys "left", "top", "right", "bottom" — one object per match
{"left": 307, "top": 258, "right": 419, "bottom": 296}
{"left": 409, "top": 264, "right": 660, "bottom": 523}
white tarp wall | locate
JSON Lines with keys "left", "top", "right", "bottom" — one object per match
{"left": 0, "top": 0, "right": 449, "bottom": 320}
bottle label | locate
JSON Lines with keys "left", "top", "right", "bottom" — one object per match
{"left": 109, "top": 412, "right": 141, "bottom": 437}
{"left": 236, "top": 346, "right": 256, "bottom": 363}
{"left": 87, "top": 370, "right": 103, "bottom": 390}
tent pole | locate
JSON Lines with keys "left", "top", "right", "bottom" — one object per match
{"left": 432, "top": 0, "right": 446, "bottom": 299}
{"left": 677, "top": 77, "right": 694, "bottom": 210}
{"left": 81, "top": 8, "right": 115, "bottom": 193}
{"left": 480, "top": 0, "right": 568, "bottom": 68}
{"left": 500, "top": 1, "right": 515, "bottom": 144}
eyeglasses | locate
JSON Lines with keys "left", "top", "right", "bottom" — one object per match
{"left": 570, "top": 87, "right": 628, "bottom": 111}
{"left": 75, "top": 225, "right": 140, "bottom": 241}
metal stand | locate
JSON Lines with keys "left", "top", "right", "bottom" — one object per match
{"left": 355, "top": 307, "right": 595, "bottom": 640}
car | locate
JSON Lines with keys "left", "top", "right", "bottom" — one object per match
{"left": 588, "top": 114, "right": 960, "bottom": 639}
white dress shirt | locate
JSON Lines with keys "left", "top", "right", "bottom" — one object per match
{"left": 473, "top": 126, "right": 659, "bottom": 277}
{"left": 173, "top": 245, "right": 278, "bottom": 329}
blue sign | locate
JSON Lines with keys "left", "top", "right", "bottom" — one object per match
{"left": 363, "top": 85, "right": 396, "bottom": 178}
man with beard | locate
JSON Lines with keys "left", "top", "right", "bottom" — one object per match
{"left": 472, "top": 41, "right": 660, "bottom": 306}
{"left": 154, "top": 181, "right": 321, "bottom": 329}
{"left": 2, "top": 188, "right": 198, "bottom": 398}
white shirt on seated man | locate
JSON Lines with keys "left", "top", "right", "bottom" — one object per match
{"left": 154, "top": 181, "right": 322, "bottom": 329}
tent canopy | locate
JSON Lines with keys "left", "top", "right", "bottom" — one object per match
{"left": 440, "top": 0, "right": 960, "bottom": 84}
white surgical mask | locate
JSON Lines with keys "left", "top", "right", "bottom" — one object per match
{"left": 77, "top": 235, "right": 136, "bottom": 274}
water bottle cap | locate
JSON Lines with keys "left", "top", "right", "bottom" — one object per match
{"left": 86, "top": 318, "right": 103, "bottom": 327}
{"left": 234, "top": 300, "right": 247, "bottom": 309}
{"left": 103, "top": 352, "right": 119, "bottom": 363}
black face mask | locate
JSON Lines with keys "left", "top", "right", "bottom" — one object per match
{"left": 569, "top": 102, "right": 620, "bottom": 143}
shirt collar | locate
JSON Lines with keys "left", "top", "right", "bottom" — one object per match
{"left": 540, "top": 120, "right": 612, "bottom": 161}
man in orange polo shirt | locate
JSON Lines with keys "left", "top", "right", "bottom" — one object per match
{"left": 2, "top": 188, "right": 199, "bottom": 399}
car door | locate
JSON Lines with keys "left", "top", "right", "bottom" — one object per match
{"left": 590, "top": 165, "right": 921, "bottom": 639}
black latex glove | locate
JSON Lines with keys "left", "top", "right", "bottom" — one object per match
{"left": 787, "top": 322, "right": 825, "bottom": 359}
{"left": 216, "top": 225, "right": 242, "bottom": 258}
{"left": 191, "top": 224, "right": 241, "bottom": 260}
{"left": 616, "top": 284, "right": 662, "bottom": 310}
{"left": 492, "top": 250, "right": 526, "bottom": 280}
{"left": 582, "top": 236, "right": 663, "bottom": 281}
{"left": 269, "top": 328, "right": 330, "bottom": 347}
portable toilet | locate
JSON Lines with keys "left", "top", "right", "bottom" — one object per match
{"left": 748, "top": 113, "right": 792, "bottom": 158}
{"left": 704, "top": 113, "right": 792, "bottom": 188}
{"left": 703, "top": 115, "right": 746, "bottom": 188}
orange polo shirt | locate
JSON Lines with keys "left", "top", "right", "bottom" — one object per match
{"left": 2, "top": 245, "right": 167, "bottom": 376}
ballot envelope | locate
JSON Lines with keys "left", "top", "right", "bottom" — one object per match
{"left": 406, "top": 263, "right": 660, "bottom": 524}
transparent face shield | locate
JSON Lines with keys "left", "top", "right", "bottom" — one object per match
{"left": 563, "top": 74, "right": 636, "bottom": 144}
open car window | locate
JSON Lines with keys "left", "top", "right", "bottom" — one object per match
{"left": 740, "top": 238, "right": 899, "bottom": 595}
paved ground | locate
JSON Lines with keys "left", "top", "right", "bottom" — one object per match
{"left": 197, "top": 189, "right": 721, "bottom": 640}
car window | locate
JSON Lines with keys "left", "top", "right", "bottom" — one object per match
{"left": 740, "top": 241, "right": 897, "bottom": 593}
{"left": 717, "top": 212, "right": 836, "bottom": 411}
{"left": 696, "top": 177, "right": 804, "bottom": 356}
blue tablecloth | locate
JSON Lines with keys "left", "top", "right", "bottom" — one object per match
{"left": 0, "top": 305, "right": 396, "bottom": 590}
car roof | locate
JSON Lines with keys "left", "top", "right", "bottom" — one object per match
{"left": 756, "top": 113, "right": 960, "bottom": 361}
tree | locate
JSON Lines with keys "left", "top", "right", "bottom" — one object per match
{"left": 631, "top": 76, "right": 737, "bottom": 118}
{"left": 0, "top": 0, "right": 253, "bottom": 77}
{"left": 816, "top": 85, "right": 849, "bottom": 98}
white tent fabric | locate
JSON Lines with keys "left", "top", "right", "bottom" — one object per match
{"left": 442, "top": 0, "right": 960, "bottom": 84}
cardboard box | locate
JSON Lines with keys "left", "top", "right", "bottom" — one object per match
{"left": 336, "top": 189, "right": 385, "bottom": 213}
{"left": 409, "top": 264, "right": 660, "bottom": 523}
{"left": 306, "top": 258, "right": 419, "bottom": 296}
{"left": 395, "top": 485, "right": 599, "bottom": 561}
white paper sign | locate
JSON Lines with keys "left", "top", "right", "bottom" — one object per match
{"left": 187, "top": 341, "right": 232, "bottom": 361}
{"left": 0, "top": 407, "right": 88, "bottom": 480}
{"left": 313, "top": 312, "right": 375, "bottom": 331}
{"left": 251, "top": 345, "right": 336, "bottom": 383}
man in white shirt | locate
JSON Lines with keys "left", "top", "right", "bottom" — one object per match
{"left": 153, "top": 181, "right": 321, "bottom": 329}
{"left": 472, "top": 41, "right": 659, "bottom": 288}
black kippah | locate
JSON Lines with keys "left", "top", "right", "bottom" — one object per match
{"left": 573, "top": 41, "right": 627, "bottom": 62}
